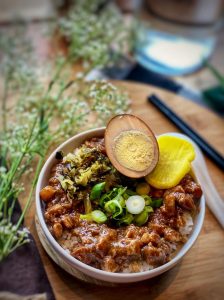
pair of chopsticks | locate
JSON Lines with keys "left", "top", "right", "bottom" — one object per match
{"left": 148, "top": 94, "right": 224, "bottom": 171}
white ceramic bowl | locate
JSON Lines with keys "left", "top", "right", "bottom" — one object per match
{"left": 35, "top": 128, "right": 205, "bottom": 284}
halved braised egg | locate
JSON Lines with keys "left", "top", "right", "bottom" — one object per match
{"left": 105, "top": 114, "right": 159, "bottom": 178}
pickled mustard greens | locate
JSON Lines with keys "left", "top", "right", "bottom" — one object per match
{"left": 146, "top": 136, "right": 195, "bottom": 189}
{"left": 114, "top": 130, "right": 154, "bottom": 172}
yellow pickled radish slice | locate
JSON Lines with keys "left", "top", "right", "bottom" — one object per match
{"left": 145, "top": 135, "right": 195, "bottom": 189}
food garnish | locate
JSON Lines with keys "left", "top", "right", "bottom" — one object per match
{"left": 126, "top": 195, "right": 145, "bottom": 214}
{"left": 98, "top": 186, "right": 150, "bottom": 225}
{"left": 134, "top": 206, "right": 153, "bottom": 226}
{"left": 84, "top": 184, "right": 157, "bottom": 226}
{"left": 146, "top": 135, "right": 195, "bottom": 189}
{"left": 90, "top": 182, "right": 106, "bottom": 200}
{"left": 80, "top": 210, "right": 107, "bottom": 224}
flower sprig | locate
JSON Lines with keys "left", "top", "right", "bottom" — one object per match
{"left": 59, "top": 0, "right": 134, "bottom": 70}
{"left": 0, "top": 1, "right": 133, "bottom": 260}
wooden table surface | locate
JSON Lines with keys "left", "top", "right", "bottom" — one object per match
{"left": 30, "top": 81, "right": 224, "bottom": 300}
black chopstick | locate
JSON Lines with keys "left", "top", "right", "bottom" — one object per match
{"left": 148, "top": 94, "right": 224, "bottom": 171}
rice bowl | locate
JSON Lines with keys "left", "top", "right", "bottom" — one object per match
{"left": 35, "top": 127, "right": 205, "bottom": 284}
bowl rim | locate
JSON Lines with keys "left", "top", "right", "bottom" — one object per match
{"left": 35, "top": 127, "right": 205, "bottom": 279}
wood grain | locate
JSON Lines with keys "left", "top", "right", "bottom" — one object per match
{"left": 29, "top": 81, "right": 224, "bottom": 300}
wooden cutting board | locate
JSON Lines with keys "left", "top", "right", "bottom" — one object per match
{"left": 31, "top": 81, "right": 224, "bottom": 300}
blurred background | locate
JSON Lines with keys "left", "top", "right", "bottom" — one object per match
{"left": 0, "top": 0, "right": 224, "bottom": 114}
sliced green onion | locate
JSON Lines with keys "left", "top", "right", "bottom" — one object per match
{"left": 104, "top": 199, "right": 123, "bottom": 218}
{"left": 80, "top": 213, "right": 92, "bottom": 221}
{"left": 91, "top": 210, "right": 107, "bottom": 223}
{"left": 90, "top": 182, "right": 106, "bottom": 200}
{"left": 99, "top": 186, "right": 126, "bottom": 208}
{"left": 123, "top": 189, "right": 136, "bottom": 200}
{"left": 151, "top": 198, "right": 163, "bottom": 208}
{"left": 80, "top": 210, "right": 107, "bottom": 224}
{"left": 134, "top": 209, "right": 149, "bottom": 226}
{"left": 119, "top": 212, "right": 134, "bottom": 225}
{"left": 126, "top": 195, "right": 145, "bottom": 214}
{"left": 84, "top": 195, "right": 92, "bottom": 214}
{"left": 99, "top": 193, "right": 111, "bottom": 207}
{"left": 142, "top": 195, "right": 152, "bottom": 206}
{"left": 116, "top": 187, "right": 127, "bottom": 201}
{"left": 99, "top": 187, "right": 116, "bottom": 207}
{"left": 145, "top": 206, "right": 154, "bottom": 213}
{"left": 118, "top": 195, "right": 125, "bottom": 208}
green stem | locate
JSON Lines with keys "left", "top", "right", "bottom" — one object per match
{"left": 2, "top": 155, "right": 45, "bottom": 257}
{"left": 44, "top": 78, "right": 76, "bottom": 121}
{"left": 44, "top": 65, "right": 90, "bottom": 122}
{"left": 2, "top": 76, "right": 9, "bottom": 134}
{"left": 16, "top": 155, "right": 45, "bottom": 229}
{"left": 44, "top": 55, "right": 72, "bottom": 98}
{"left": 0, "top": 116, "right": 38, "bottom": 204}
{"left": 7, "top": 196, "right": 17, "bottom": 222}
{"left": 205, "top": 62, "right": 224, "bottom": 87}
{"left": 8, "top": 238, "right": 29, "bottom": 255}
{"left": 0, "top": 156, "right": 25, "bottom": 209}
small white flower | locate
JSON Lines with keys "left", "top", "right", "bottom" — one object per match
{"left": 0, "top": 166, "right": 7, "bottom": 173}
{"left": 76, "top": 72, "right": 84, "bottom": 79}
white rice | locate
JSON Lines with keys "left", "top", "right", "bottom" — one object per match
{"left": 179, "top": 212, "right": 194, "bottom": 236}
{"left": 122, "top": 261, "right": 154, "bottom": 273}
